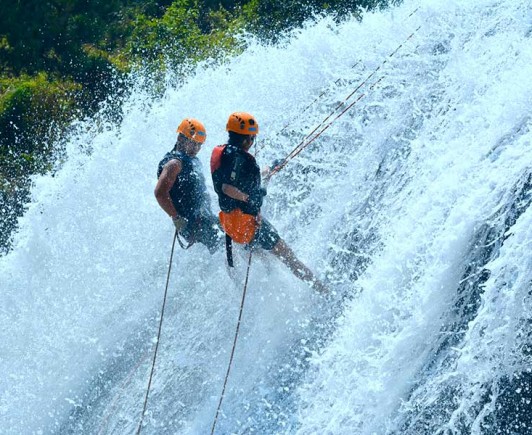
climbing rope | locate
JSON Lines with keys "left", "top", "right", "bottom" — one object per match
{"left": 136, "top": 230, "right": 178, "bottom": 435}
{"left": 255, "top": 7, "right": 421, "bottom": 157}
{"left": 97, "top": 350, "right": 152, "bottom": 435}
{"left": 211, "top": 248, "right": 254, "bottom": 434}
{"left": 266, "top": 24, "right": 422, "bottom": 179}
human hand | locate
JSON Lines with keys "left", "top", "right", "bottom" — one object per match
{"left": 172, "top": 215, "right": 188, "bottom": 232}
{"left": 262, "top": 159, "right": 284, "bottom": 179}
{"left": 270, "top": 159, "right": 284, "bottom": 172}
{"left": 247, "top": 188, "right": 267, "bottom": 214}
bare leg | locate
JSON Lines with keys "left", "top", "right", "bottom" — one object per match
{"left": 271, "top": 239, "right": 328, "bottom": 293}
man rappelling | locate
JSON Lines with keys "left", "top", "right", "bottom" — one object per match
{"left": 155, "top": 118, "right": 223, "bottom": 253}
{"left": 210, "top": 112, "right": 328, "bottom": 293}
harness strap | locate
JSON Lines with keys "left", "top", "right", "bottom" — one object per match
{"left": 225, "top": 234, "right": 234, "bottom": 267}
{"left": 176, "top": 216, "right": 201, "bottom": 250}
{"left": 176, "top": 233, "right": 194, "bottom": 250}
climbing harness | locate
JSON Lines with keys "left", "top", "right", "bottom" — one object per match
{"left": 211, "top": 248, "right": 254, "bottom": 434}
{"left": 176, "top": 216, "right": 201, "bottom": 250}
{"left": 177, "top": 233, "right": 194, "bottom": 250}
{"left": 219, "top": 209, "right": 259, "bottom": 245}
{"left": 136, "top": 230, "right": 178, "bottom": 435}
{"left": 219, "top": 209, "right": 259, "bottom": 267}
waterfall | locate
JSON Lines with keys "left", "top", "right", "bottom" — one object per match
{"left": 1, "top": 0, "right": 530, "bottom": 433}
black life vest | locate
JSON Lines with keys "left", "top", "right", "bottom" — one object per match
{"left": 157, "top": 151, "right": 209, "bottom": 221}
{"left": 210, "top": 144, "right": 262, "bottom": 266}
{"left": 210, "top": 144, "right": 261, "bottom": 216}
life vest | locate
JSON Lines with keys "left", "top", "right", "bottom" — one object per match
{"left": 210, "top": 144, "right": 225, "bottom": 174}
{"left": 211, "top": 144, "right": 261, "bottom": 214}
{"left": 210, "top": 145, "right": 260, "bottom": 264}
{"left": 157, "top": 150, "right": 209, "bottom": 222}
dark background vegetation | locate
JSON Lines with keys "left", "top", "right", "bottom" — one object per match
{"left": 0, "top": 0, "right": 390, "bottom": 253}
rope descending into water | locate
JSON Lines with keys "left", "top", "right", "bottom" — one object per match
{"left": 211, "top": 248, "right": 254, "bottom": 434}
{"left": 136, "top": 230, "right": 178, "bottom": 435}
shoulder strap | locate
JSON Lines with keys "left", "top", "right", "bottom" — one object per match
{"left": 210, "top": 144, "right": 226, "bottom": 173}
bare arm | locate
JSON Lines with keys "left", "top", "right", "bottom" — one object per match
{"left": 154, "top": 159, "right": 182, "bottom": 218}
{"left": 222, "top": 183, "right": 249, "bottom": 202}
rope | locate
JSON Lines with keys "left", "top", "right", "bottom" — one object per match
{"left": 97, "top": 350, "right": 152, "bottom": 435}
{"left": 136, "top": 230, "right": 178, "bottom": 435}
{"left": 255, "top": 7, "right": 421, "bottom": 157}
{"left": 266, "top": 25, "right": 422, "bottom": 180}
{"left": 131, "top": 13, "right": 421, "bottom": 435}
{"left": 210, "top": 248, "right": 254, "bottom": 435}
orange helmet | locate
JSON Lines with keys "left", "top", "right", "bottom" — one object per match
{"left": 226, "top": 112, "right": 259, "bottom": 135}
{"left": 177, "top": 118, "right": 207, "bottom": 144}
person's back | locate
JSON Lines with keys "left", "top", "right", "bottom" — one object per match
{"left": 212, "top": 143, "right": 261, "bottom": 216}
{"left": 158, "top": 149, "right": 210, "bottom": 221}
{"left": 211, "top": 112, "right": 327, "bottom": 293}
{"left": 155, "top": 118, "right": 222, "bottom": 253}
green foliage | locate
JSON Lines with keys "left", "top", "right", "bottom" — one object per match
{"left": 0, "top": 0, "right": 393, "bottom": 254}
{"left": 240, "top": 0, "right": 393, "bottom": 40}
{"left": 0, "top": 73, "right": 80, "bottom": 179}
{"left": 126, "top": 0, "right": 244, "bottom": 76}
{"left": 0, "top": 0, "right": 121, "bottom": 73}
{"left": 0, "top": 72, "right": 82, "bottom": 252}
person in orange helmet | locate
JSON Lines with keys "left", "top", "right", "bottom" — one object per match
{"left": 155, "top": 118, "right": 222, "bottom": 253}
{"left": 211, "top": 112, "right": 327, "bottom": 293}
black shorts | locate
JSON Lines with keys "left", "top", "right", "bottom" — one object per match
{"left": 249, "top": 217, "right": 280, "bottom": 251}
{"left": 183, "top": 214, "right": 223, "bottom": 253}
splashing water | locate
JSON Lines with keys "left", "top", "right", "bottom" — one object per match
{"left": 1, "top": 0, "right": 531, "bottom": 433}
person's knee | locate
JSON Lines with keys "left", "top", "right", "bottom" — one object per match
{"left": 271, "top": 238, "right": 284, "bottom": 253}
{"left": 272, "top": 238, "right": 292, "bottom": 260}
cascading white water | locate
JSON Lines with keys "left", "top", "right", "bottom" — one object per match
{"left": 1, "top": 0, "right": 531, "bottom": 433}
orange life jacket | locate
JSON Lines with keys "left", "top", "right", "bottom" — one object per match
{"left": 210, "top": 144, "right": 225, "bottom": 173}
{"left": 211, "top": 144, "right": 260, "bottom": 244}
